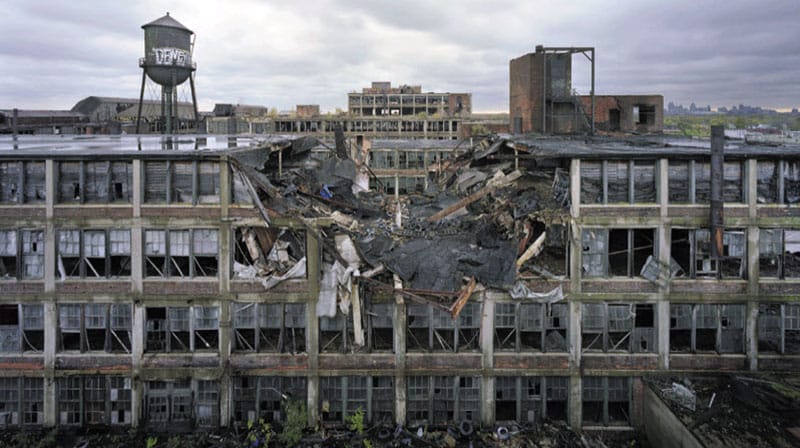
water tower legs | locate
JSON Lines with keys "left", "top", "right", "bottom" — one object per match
{"left": 135, "top": 71, "right": 146, "bottom": 134}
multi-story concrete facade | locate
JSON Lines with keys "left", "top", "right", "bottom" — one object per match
{"left": 1, "top": 133, "right": 798, "bottom": 433}
{"left": 348, "top": 82, "right": 471, "bottom": 118}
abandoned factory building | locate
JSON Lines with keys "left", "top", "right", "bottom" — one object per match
{"left": 0, "top": 127, "right": 799, "bottom": 436}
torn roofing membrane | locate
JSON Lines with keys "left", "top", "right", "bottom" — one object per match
{"left": 228, "top": 134, "right": 571, "bottom": 300}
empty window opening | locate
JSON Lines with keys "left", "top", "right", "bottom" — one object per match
{"left": 59, "top": 377, "right": 128, "bottom": 426}
{"left": 58, "top": 162, "right": 82, "bottom": 203}
{"left": 57, "top": 229, "right": 131, "bottom": 279}
{"left": 319, "top": 313, "right": 354, "bottom": 353}
{"left": 634, "top": 105, "right": 655, "bottom": 125}
{"left": 757, "top": 160, "right": 800, "bottom": 204}
{"left": 232, "top": 376, "right": 307, "bottom": 426}
{"left": 0, "top": 308, "right": 35, "bottom": 353}
{"left": 495, "top": 302, "right": 568, "bottom": 352}
{"left": 670, "top": 303, "right": 744, "bottom": 353}
{"left": 233, "top": 302, "right": 306, "bottom": 353}
{"left": 144, "top": 229, "right": 218, "bottom": 278}
{"left": 368, "top": 302, "right": 394, "bottom": 351}
{"left": 582, "top": 160, "right": 656, "bottom": 204}
{"left": 406, "top": 376, "right": 479, "bottom": 427}
{"left": 145, "top": 306, "right": 218, "bottom": 353}
{"left": 197, "top": 381, "right": 220, "bottom": 428}
{"left": 671, "top": 228, "right": 745, "bottom": 279}
{"left": 583, "top": 377, "right": 630, "bottom": 426}
{"left": 759, "top": 229, "right": 800, "bottom": 278}
{"left": 0, "top": 230, "right": 44, "bottom": 280}
{"left": 582, "top": 303, "right": 655, "bottom": 353}
{"left": 57, "top": 303, "right": 131, "bottom": 353}
{"left": 407, "top": 303, "right": 482, "bottom": 352}
{"left": 583, "top": 228, "right": 654, "bottom": 278}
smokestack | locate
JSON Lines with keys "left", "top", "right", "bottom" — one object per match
{"left": 710, "top": 125, "right": 724, "bottom": 262}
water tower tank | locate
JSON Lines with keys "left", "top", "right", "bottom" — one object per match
{"left": 140, "top": 12, "right": 195, "bottom": 86}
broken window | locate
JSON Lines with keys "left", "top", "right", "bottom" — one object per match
{"left": 0, "top": 161, "right": 45, "bottom": 204}
{"left": 581, "top": 303, "right": 655, "bottom": 353}
{"left": 144, "top": 229, "right": 218, "bottom": 278}
{"left": 0, "top": 377, "right": 20, "bottom": 426}
{"left": 232, "top": 227, "right": 306, "bottom": 281}
{"left": 583, "top": 377, "right": 630, "bottom": 426}
{"left": 320, "top": 376, "right": 393, "bottom": 425}
{"left": 667, "top": 160, "right": 744, "bottom": 204}
{"left": 759, "top": 304, "right": 800, "bottom": 355}
{"left": 0, "top": 229, "right": 43, "bottom": 279}
{"left": 0, "top": 304, "right": 43, "bottom": 353}
{"left": 406, "top": 376, "right": 480, "bottom": 426}
{"left": 671, "top": 228, "right": 745, "bottom": 279}
{"left": 56, "top": 161, "right": 132, "bottom": 204}
{"left": 197, "top": 381, "right": 219, "bottom": 428}
{"left": 232, "top": 376, "right": 307, "bottom": 425}
{"left": 494, "top": 376, "right": 568, "bottom": 424}
{"left": 670, "top": 303, "right": 745, "bottom": 353}
{"left": 494, "top": 302, "right": 568, "bottom": 352}
{"left": 233, "top": 302, "right": 306, "bottom": 353}
{"left": 145, "top": 381, "right": 193, "bottom": 427}
{"left": 56, "top": 229, "right": 131, "bottom": 279}
{"left": 406, "top": 303, "right": 481, "bottom": 352}
{"left": 368, "top": 302, "right": 394, "bottom": 351}
{"left": 57, "top": 303, "right": 132, "bottom": 353}
{"left": 145, "top": 306, "right": 218, "bottom": 352}
{"left": 143, "top": 160, "right": 221, "bottom": 204}
{"left": 581, "top": 160, "right": 656, "bottom": 204}
{"left": 23, "top": 378, "right": 43, "bottom": 425}
{"left": 759, "top": 229, "right": 800, "bottom": 278}
{"left": 319, "top": 313, "right": 354, "bottom": 353}
{"left": 582, "top": 228, "right": 654, "bottom": 278}
{"left": 757, "top": 160, "right": 800, "bottom": 204}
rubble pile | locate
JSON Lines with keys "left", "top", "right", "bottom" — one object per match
{"left": 229, "top": 135, "right": 571, "bottom": 326}
{"left": 648, "top": 376, "right": 800, "bottom": 448}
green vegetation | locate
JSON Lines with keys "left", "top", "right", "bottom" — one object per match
{"left": 665, "top": 113, "right": 800, "bottom": 138}
{"left": 246, "top": 418, "right": 273, "bottom": 447}
{"left": 347, "top": 407, "right": 372, "bottom": 448}
{"left": 278, "top": 399, "right": 308, "bottom": 446}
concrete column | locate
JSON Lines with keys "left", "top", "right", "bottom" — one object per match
{"left": 130, "top": 302, "right": 145, "bottom": 427}
{"left": 568, "top": 300, "right": 581, "bottom": 369}
{"left": 42, "top": 302, "right": 56, "bottom": 427}
{"left": 219, "top": 156, "right": 230, "bottom": 219}
{"left": 306, "top": 232, "right": 320, "bottom": 426}
{"left": 568, "top": 375, "right": 582, "bottom": 430}
{"left": 44, "top": 159, "right": 56, "bottom": 293}
{"left": 218, "top": 300, "right": 232, "bottom": 426}
{"left": 480, "top": 292, "right": 495, "bottom": 426}
{"left": 746, "top": 159, "right": 759, "bottom": 371}
{"left": 218, "top": 224, "right": 230, "bottom": 295}
{"left": 657, "top": 301, "right": 671, "bottom": 370}
{"left": 570, "top": 159, "right": 581, "bottom": 219}
{"left": 131, "top": 160, "right": 143, "bottom": 294}
{"left": 393, "top": 275, "right": 406, "bottom": 426}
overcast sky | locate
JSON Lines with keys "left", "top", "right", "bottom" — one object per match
{"left": 1, "top": 0, "right": 798, "bottom": 113}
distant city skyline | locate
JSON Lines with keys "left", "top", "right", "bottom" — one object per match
{"left": 1, "top": 1, "right": 798, "bottom": 113}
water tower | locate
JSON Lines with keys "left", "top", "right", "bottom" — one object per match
{"left": 135, "top": 13, "right": 199, "bottom": 134}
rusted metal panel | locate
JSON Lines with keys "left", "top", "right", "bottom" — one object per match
{"left": 710, "top": 125, "right": 725, "bottom": 259}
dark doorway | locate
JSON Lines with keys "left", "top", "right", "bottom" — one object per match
{"left": 609, "top": 109, "right": 621, "bottom": 131}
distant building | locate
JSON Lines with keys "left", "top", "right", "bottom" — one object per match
{"left": 0, "top": 109, "right": 91, "bottom": 135}
{"left": 348, "top": 82, "right": 471, "bottom": 118}
{"left": 71, "top": 96, "right": 197, "bottom": 133}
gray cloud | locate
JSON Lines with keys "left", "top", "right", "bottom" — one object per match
{"left": 1, "top": 0, "right": 798, "bottom": 112}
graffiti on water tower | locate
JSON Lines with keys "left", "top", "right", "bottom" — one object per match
{"left": 152, "top": 47, "right": 190, "bottom": 66}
